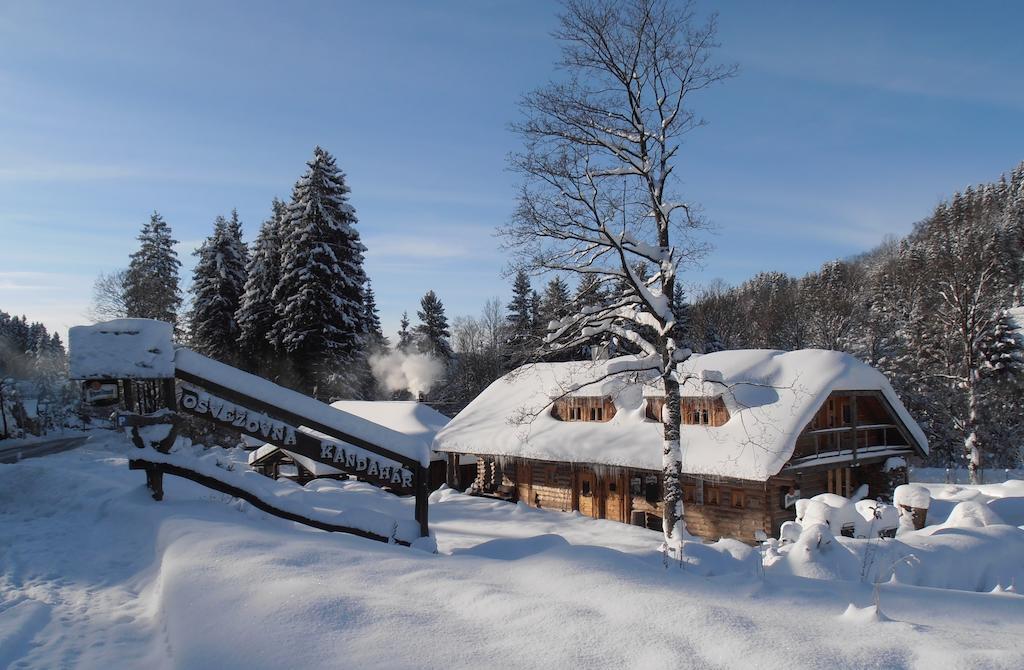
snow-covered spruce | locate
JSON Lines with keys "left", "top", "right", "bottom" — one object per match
{"left": 188, "top": 211, "right": 249, "bottom": 364}
{"left": 269, "top": 146, "right": 370, "bottom": 398}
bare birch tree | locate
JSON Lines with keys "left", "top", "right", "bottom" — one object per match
{"left": 501, "top": 0, "right": 735, "bottom": 550}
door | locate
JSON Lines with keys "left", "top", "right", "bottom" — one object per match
{"left": 604, "top": 472, "right": 626, "bottom": 522}
{"left": 577, "top": 469, "right": 598, "bottom": 518}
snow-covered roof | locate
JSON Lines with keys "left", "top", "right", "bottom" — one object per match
{"left": 69, "top": 319, "right": 175, "bottom": 380}
{"left": 433, "top": 350, "right": 928, "bottom": 481}
{"left": 328, "top": 401, "right": 450, "bottom": 453}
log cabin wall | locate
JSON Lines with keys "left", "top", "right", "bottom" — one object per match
{"left": 516, "top": 461, "right": 575, "bottom": 512}
{"left": 461, "top": 455, "right": 905, "bottom": 544}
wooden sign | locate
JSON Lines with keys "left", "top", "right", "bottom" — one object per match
{"left": 178, "top": 384, "right": 415, "bottom": 492}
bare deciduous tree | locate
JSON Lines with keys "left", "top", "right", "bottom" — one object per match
{"left": 501, "top": 0, "right": 735, "bottom": 550}
{"left": 88, "top": 269, "right": 129, "bottom": 322}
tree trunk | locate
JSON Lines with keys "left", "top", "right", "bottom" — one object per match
{"left": 965, "top": 375, "right": 983, "bottom": 485}
{"left": 662, "top": 372, "right": 685, "bottom": 550}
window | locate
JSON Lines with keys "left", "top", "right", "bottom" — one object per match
{"left": 546, "top": 466, "right": 557, "bottom": 485}
{"left": 581, "top": 480, "right": 592, "bottom": 497}
{"left": 553, "top": 397, "right": 614, "bottom": 422}
{"left": 730, "top": 489, "right": 745, "bottom": 509}
{"left": 842, "top": 404, "right": 851, "bottom": 425}
{"left": 682, "top": 484, "right": 695, "bottom": 503}
{"left": 630, "top": 477, "right": 642, "bottom": 496}
{"left": 705, "top": 485, "right": 720, "bottom": 506}
{"left": 608, "top": 480, "right": 617, "bottom": 493}
{"left": 644, "top": 475, "right": 660, "bottom": 503}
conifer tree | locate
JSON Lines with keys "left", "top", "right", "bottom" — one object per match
{"left": 538, "top": 276, "right": 572, "bottom": 328}
{"left": 124, "top": 212, "right": 182, "bottom": 328}
{"left": 237, "top": 198, "right": 287, "bottom": 373}
{"left": 397, "top": 311, "right": 413, "bottom": 351}
{"left": 189, "top": 213, "right": 249, "bottom": 363}
{"left": 364, "top": 279, "right": 388, "bottom": 350}
{"left": 270, "top": 147, "right": 369, "bottom": 397}
{"left": 414, "top": 290, "right": 451, "bottom": 358}
{"left": 507, "top": 270, "right": 533, "bottom": 333}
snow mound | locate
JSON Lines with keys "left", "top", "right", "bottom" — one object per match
{"left": 452, "top": 534, "right": 571, "bottom": 560}
{"left": 773, "top": 523, "right": 860, "bottom": 581}
{"left": 840, "top": 603, "right": 893, "bottom": 624}
{"left": 678, "top": 538, "right": 760, "bottom": 577}
{"left": 894, "top": 484, "right": 931, "bottom": 509}
{"left": 941, "top": 500, "right": 1004, "bottom": 528}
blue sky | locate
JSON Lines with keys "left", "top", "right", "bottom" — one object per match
{"left": 2, "top": 1, "right": 1023, "bottom": 342}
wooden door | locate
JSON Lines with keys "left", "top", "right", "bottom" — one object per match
{"left": 604, "top": 472, "right": 626, "bottom": 522}
{"left": 577, "top": 469, "right": 598, "bottom": 518}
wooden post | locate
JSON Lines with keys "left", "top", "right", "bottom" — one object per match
{"left": 445, "top": 452, "right": 458, "bottom": 489}
{"left": 415, "top": 465, "right": 430, "bottom": 538}
{"left": 850, "top": 395, "right": 859, "bottom": 465}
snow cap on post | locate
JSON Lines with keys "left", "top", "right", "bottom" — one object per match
{"left": 69, "top": 319, "right": 175, "bottom": 380}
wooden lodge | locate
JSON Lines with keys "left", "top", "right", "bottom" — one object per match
{"left": 434, "top": 350, "right": 928, "bottom": 544}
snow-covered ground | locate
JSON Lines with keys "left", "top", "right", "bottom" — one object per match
{"left": 2, "top": 432, "right": 1024, "bottom": 669}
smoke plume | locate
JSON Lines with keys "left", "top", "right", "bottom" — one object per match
{"left": 369, "top": 350, "right": 444, "bottom": 398}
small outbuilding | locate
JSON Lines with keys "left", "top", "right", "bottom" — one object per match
{"left": 433, "top": 349, "right": 928, "bottom": 543}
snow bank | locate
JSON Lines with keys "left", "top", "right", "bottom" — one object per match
{"left": 138, "top": 437, "right": 422, "bottom": 544}
{"left": 68, "top": 319, "right": 175, "bottom": 379}
{"left": 4, "top": 431, "right": 1024, "bottom": 669}
{"left": 435, "top": 349, "right": 926, "bottom": 480}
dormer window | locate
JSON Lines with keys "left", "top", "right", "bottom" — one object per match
{"left": 645, "top": 396, "right": 729, "bottom": 426}
{"left": 552, "top": 396, "right": 615, "bottom": 422}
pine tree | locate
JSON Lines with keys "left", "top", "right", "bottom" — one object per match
{"left": 529, "top": 290, "right": 542, "bottom": 338}
{"left": 269, "top": 147, "right": 369, "bottom": 397}
{"left": 124, "top": 212, "right": 182, "bottom": 328}
{"left": 414, "top": 290, "right": 451, "bottom": 358}
{"left": 397, "top": 311, "right": 413, "bottom": 351}
{"left": 364, "top": 279, "right": 388, "bottom": 350}
{"left": 538, "top": 276, "right": 572, "bottom": 330}
{"left": 237, "top": 198, "right": 286, "bottom": 373}
{"left": 507, "top": 270, "right": 533, "bottom": 333}
{"left": 189, "top": 213, "right": 249, "bottom": 363}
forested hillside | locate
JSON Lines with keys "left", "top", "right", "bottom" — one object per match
{"left": 689, "top": 162, "right": 1024, "bottom": 473}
